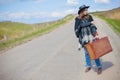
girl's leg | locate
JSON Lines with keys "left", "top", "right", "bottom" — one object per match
{"left": 84, "top": 47, "right": 91, "bottom": 68}
{"left": 95, "top": 58, "right": 102, "bottom": 68}
{"left": 95, "top": 58, "right": 102, "bottom": 74}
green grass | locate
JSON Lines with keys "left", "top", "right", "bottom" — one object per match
{"left": 0, "top": 14, "right": 74, "bottom": 51}
{"left": 103, "top": 18, "right": 120, "bottom": 32}
{"left": 92, "top": 13, "right": 120, "bottom": 34}
{"left": 98, "top": 15, "right": 120, "bottom": 34}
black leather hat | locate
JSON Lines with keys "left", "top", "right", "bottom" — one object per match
{"left": 78, "top": 5, "right": 90, "bottom": 14}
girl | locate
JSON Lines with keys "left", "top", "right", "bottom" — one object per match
{"left": 74, "top": 5, "right": 102, "bottom": 74}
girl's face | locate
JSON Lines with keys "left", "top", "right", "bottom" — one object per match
{"left": 83, "top": 8, "right": 88, "bottom": 15}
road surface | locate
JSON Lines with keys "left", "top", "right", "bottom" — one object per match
{"left": 0, "top": 16, "right": 120, "bottom": 80}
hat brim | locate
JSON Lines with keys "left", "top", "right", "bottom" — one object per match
{"left": 78, "top": 6, "right": 89, "bottom": 14}
{"left": 85, "top": 6, "right": 89, "bottom": 8}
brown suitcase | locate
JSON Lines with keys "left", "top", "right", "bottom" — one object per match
{"left": 85, "top": 36, "right": 113, "bottom": 60}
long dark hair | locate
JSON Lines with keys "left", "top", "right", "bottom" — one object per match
{"left": 78, "top": 8, "right": 90, "bottom": 20}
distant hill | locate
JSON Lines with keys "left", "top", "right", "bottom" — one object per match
{"left": 102, "top": 7, "right": 120, "bottom": 20}
{"left": 0, "top": 21, "right": 32, "bottom": 40}
{"left": 92, "top": 7, "right": 120, "bottom": 20}
{"left": 0, "top": 14, "right": 74, "bottom": 51}
{"left": 92, "top": 7, "right": 120, "bottom": 36}
{"left": 0, "top": 14, "right": 73, "bottom": 41}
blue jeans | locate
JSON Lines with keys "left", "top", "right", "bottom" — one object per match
{"left": 84, "top": 47, "right": 102, "bottom": 68}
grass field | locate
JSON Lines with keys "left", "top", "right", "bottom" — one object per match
{"left": 91, "top": 7, "right": 120, "bottom": 35}
{"left": 0, "top": 14, "right": 74, "bottom": 51}
{"left": 99, "top": 16, "right": 120, "bottom": 33}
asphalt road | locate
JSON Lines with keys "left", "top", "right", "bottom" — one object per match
{"left": 0, "top": 16, "right": 120, "bottom": 80}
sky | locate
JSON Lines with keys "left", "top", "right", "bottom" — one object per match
{"left": 0, "top": 0, "right": 120, "bottom": 24}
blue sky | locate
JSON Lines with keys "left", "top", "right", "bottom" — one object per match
{"left": 0, "top": 0, "right": 120, "bottom": 24}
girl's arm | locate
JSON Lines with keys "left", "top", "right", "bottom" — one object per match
{"left": 89, "top": 15, "right": 99, "bottom": 37}
{"left": 74, "top": 18, "right": 81, "bottom": 38}
{"left": 80, "top": 15, "right": 94, "bottom": 27}
{"left": 80, "top": 22, "right": 92, "bottom": 27}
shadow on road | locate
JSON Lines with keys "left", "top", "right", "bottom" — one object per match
{"left": 102, "top": 61, "right": 114, "bottom": 71}
{"left": 92, "top": 61, "right": 114, "bottom": 72}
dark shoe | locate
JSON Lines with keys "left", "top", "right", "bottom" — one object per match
{"left": 78, "top": 48, "right": 80, "bottom": 51}
{"left": 97, "top": 67, "right": 102, "bottom": 74}
{"left": 85, "top": 67, "right": 91, "bottom": 72}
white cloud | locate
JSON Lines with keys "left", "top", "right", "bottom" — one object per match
{"left": 51, "top": 9, "right": 76, "bottom": 18}
{"left": 94, "top": 0, "right": 110, "bottom": 3}
{"left": 0, "top": 0, "right": 44, "bottom": 4}
{"left": 0, "top": 9, "right": 76, "bottom": 21}
{"left": 0, "top": 12, "right": 45, "bottom": 20}
{"left": 8, "top": 12, "right": 30, "bottom": 19}
{"left": 51, "top": 12, "right": 64, "bottom": 18}
{"left": 67, "top": 0, "right": 79, "bottom": 5}
{"left": 65, "top": 9, "right": 76, "bottom": 14}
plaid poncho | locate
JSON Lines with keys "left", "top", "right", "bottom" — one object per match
{"left": 74, "top": 15, "right": 97, "bottom": 47}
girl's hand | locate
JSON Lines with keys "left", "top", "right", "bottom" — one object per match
{"left": 91, "top": 21, "right": 95, "bottom": 25}
{"left": 94, "top": 32, "right": 99, "bottom": 40}
{"left": 95, "top": 35, "right": 99, "bottom": 40}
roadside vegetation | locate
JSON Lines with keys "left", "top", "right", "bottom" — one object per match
{"left": 91, "top": 7, "right": 120, "bottom": 34}
{"left": 0, "top": 14, "right": 74, "bottom": 51}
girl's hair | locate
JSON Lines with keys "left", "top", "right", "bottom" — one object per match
{"left": 85, "top": 15, "right": 90, "bottom": 20}
{"left": 77, "top": 8, "right": 90, "bottom": 20}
